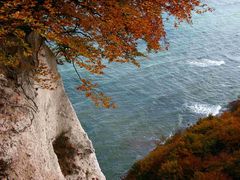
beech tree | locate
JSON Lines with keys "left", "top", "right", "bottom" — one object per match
{"left": 0, "top": 0, "right": 209, "bottom": 108}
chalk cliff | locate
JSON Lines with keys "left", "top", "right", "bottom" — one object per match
{"left": 0, "top": 32, "right": 105, "bottom": 180}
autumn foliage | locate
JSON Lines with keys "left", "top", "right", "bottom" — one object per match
{"left": 0, "top": 0, "right": 209, "bottom": 107}
{"left": 125, "top": 99, "right": 240, "bottom": 180}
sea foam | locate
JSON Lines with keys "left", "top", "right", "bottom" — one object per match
{"left": 188, "top": 59, "right": 225, "bottom": 67}
{"left": 186, "top": 103, "right": 221, "bottom": 116}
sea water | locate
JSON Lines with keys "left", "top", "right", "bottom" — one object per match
{"left": 58, "top": 0, "right": 240, "bottom": 179}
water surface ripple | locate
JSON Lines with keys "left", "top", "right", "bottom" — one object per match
{"left": 59, "top": 1, "right": 240, "bottom": 179}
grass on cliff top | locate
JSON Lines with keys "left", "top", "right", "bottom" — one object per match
{"left": 125, "top": 99, "right": 240, "bottom": 180}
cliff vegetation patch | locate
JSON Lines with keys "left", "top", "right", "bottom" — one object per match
{"left": 125, "top": 99, "right": 240, "bottom": 180}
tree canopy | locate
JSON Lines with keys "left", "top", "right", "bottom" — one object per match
{"left": 0, "top": 0, "right": 209, "bottom": 107}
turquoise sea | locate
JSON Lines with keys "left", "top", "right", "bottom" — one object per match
{"left": 59, "top": 0, "right": 240, "bottom": 179}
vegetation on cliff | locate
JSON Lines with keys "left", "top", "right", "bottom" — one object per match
{"left": 125, "top": 99, "right": 240, "bottom": 180}
{"left": 0, "top": 0, "right": 210, "bottom": 107}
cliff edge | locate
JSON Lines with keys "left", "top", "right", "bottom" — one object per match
{"left": 0, "top": 32, "right": 105, "bottom": 180}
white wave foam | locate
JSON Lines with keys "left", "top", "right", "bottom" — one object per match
{"left": 186, "top": 103, "right": 221, "bottom": 116}
{"left": 188, "top": 59, "right": 225, "bottom": 67}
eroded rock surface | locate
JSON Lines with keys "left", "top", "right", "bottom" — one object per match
{"left": 0, "top": 33, "right": 105, "bottom": 180}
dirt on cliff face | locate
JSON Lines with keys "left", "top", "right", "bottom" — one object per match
{"left": 0, "top": 32, "right": 105, "bottom": 180}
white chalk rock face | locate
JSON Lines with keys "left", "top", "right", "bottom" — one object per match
{"left": 0, "top": 32, "right": 105, "bottom": 180}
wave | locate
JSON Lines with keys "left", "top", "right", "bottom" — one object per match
{"left": 215, "top": 1, "right": 240, "bottom": 6}
{"left": 188, "top": 59, "right": 225, "bottom": 67}
{"left": 185, "top": 103, "right": 221, "bottom": 116}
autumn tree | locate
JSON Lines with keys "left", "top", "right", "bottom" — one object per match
{"left": 125, "top": 99, "right": 240, "bottom": 179}
{"left": 0, "top": 0, "right": 209, "bottom": 107}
